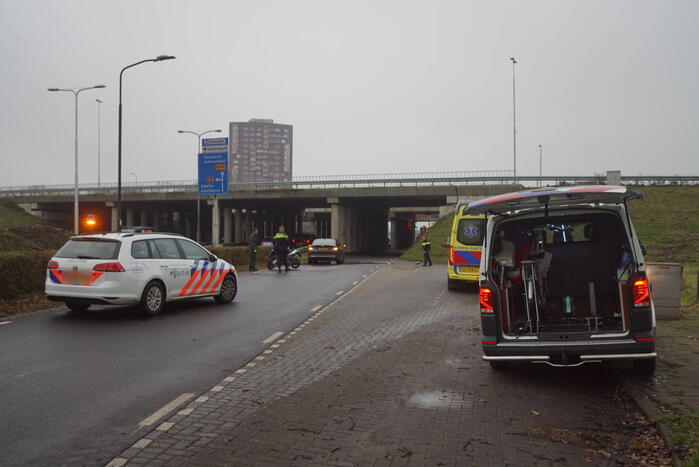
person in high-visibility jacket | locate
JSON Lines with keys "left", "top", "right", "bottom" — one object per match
{"left": 421, "top": 237, "right": 433, "bottom": 267}
{"left": 273, "top": 226, "right": 290, "bottom": 273}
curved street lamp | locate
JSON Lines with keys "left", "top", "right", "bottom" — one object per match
{"left": 48, "top": 84, "right": 106, "bottom": 234}
{"left": 177, "top": 129, "right": 222, "bottom": 242}
{"left": 117, "top": 55, "right": 176, "bottom": 231}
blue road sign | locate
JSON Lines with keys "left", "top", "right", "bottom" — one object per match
{"left": 198, "top": 152, "right": 228, "bottom": 195}
{"left": 202, "top": 137, "right": 228, "bottom": 148}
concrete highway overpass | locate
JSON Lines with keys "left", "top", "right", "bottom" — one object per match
{"left": 6, "top": 184, "right": 518, "bottom": 252}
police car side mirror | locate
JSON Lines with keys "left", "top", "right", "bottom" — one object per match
{"left": 209, "top": 254, "right": 217, "bottom": 262}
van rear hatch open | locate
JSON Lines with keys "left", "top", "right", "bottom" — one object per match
{"left": 467, "top": 185, "right": 642, "bottom": 214}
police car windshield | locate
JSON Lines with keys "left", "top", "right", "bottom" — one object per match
{"left": 55, "top": 239, "right": 121, "bottom": 260}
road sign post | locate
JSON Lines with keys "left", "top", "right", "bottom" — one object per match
{"left": 199, "top": 138, "right": 229, "bottom": 245}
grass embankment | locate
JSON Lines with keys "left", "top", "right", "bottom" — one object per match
{"left": 0, "top": 199, "right": 70, "bottom": 251}
{"left": 400, "top": 212, "right": 455, "bottom": 264}
{"left": 628, "top": 186, "right": 699, "bottom": 309}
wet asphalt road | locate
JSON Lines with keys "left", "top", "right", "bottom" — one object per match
{"left": 0, "top": 258, "right": 385, "bottom": 466}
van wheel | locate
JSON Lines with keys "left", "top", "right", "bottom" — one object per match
{"left": 448, "top": 279, "right": 459, "bottom": 291}
{"left": 141, "top": 281, "right": 165, "bottom": 316}
{"left": 633, "top": 358, "right": 656, "bottom": 376}
{"left": 66, "top": 302, "right": 90, "bottom": 314}
{"left": 214, "top": 275, "right": 237, "bottom": 304}
{"left": 489, "top": 361, "right": 509, "bottom": 370}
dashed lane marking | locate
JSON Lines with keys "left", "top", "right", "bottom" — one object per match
{"left": 139, "top": 393, "right": 194, "bottom": 426}
{"left": 105, "top": 458, "right": 128, "bottom": 467}
{"left": 132, "top": 439, "right": 152, "bottom": 449}
{"left": 156, "top": 422, "right": 174, "bottom": 432}
{"left": 337, "top": 291, "right": 344, "bottom": 295}
{"left": 0, "top": 321, "right": 11, "bottom": 326}
{"left": 262, "top": 331, "right": 284, "bottom": 344}
{"left": 311, "top": 305, "right": 322, "bottom": 312}
{"left": 353, "top": 281, "right": 359, "bottom": 285}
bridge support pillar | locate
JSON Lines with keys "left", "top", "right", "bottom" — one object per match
{"left": 211, "top": 197, "right": 220, "bottom": 246}
{"left": 234, "top": 209, "right": 244, "bottom": 243}
{"left": 389, "top": 216, "right": 398, "bottom": 251}
{"left": 243, "top": 210, "right": 253, "bottom": 240}
{"left": 152, "top": 211, "right": 160, "bottom": 230}
{"left": 223, "top": 208, "right": 233, "bottom": 244}
{"left": 185, "top": 216, "right": 192, "bottom": 239}
{"left": 110, "top": 207, "right": 118, "bottom": 232}
{"left": 126, "top": 208, "right": 134, "bottom": 227}
{"left": 139, "top": 210, "right": 148, "bottom": 226}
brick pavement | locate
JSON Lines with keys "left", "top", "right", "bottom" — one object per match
{"left": 108, "top": 262, "right": 669, "bottom": 466}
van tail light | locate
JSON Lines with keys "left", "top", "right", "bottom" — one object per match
{"left": 632, "top": 276, "right": 651, "bottom": 307}
{"left": 449, "top": 247, "right": 455, "bottom": 265}
{"left": 480, "top": 287, "right": 495, "bottom": 313}
{"left": 47, "top": 260, "right": 59, "bottom": 270}
{"left": 93, "top": 262, "right": 125, "bottom": 272}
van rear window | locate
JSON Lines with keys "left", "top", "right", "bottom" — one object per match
{"left": 456, "top": 219, "right": 485, "bottom": 246}
{"left": 55, "top": 239, "right": 120, "bottom": 259}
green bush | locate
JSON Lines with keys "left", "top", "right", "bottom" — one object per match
{"left": 208, "top": 246, "right": 272, "bottom": 271}
{"left": 0, "top": 250, "right": 55, "bottom": 300}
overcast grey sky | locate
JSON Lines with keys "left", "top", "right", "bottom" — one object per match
{"left": 0, "top": 0, "right": 697, "bottom": 186}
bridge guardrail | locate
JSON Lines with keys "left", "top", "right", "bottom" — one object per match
{"left": 0, "top": 172, "right": 697, "bottom": 197}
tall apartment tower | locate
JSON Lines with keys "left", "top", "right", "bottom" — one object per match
{"left": 229, "top": 119, "right": 293, "bottom": 183}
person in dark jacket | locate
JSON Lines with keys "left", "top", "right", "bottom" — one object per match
{"left": 421, "top": 237, "right": 432, "bottom": 267}
{"left": 248, "top": 228, "right": 260, "bottom": 271}
{"left": 273, "top": 225, "right": 290, "bottom": 273}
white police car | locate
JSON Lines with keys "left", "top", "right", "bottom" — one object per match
{"left": 45, "top": 231, "right": 238, "bottom": 315}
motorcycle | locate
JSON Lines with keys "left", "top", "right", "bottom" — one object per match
{"left": 267, "top": 247, "right": 303, "bottom": 270}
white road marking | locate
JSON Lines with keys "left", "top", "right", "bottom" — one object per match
{"left": 105, "top": 458, "right": 128, "bottom": 467}
{"left": 211, "top": 386, "right": 224, "bottom": 392}
{"left": 234, "top": 368, "right": 247, "bottom": 374}
{"left": 223, "top": 376, "right": 236, "bottom": 382}
{"left": 353, "top": 281, "right": 358, "bottom": 285}
{"left": 132, "top": 438, "right": 152, "bottom": 449}
{"left": 178, "top": 408, "right": 194, "bottom": 416}
{"left": 195, "top": 396, "right": 208, "bottom": 403}
{"left": 263, "top": 349, "right": 273, "bottom": 354}
{"left": 139, "top": 393, "right": 194, "bottom": 427}
{"left": 311, "top": 305, "right": 322, "bottom": 312}
{"left": 362, "top": 274, "right": 367, "bottom": 278}
{"left": 337, "top": 291, "right": 344, "bottom": 295}
{"left": 0, "top": 321, "right": 11, "bottom": 326}
{"left": 262, "top": 331, "right": 284, "bottom": 344}
{"left": 156, "top": 422, "right": 174, "bottom": 431}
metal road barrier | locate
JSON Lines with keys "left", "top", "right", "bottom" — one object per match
{"left": 0, "top": 171, "right": 697, "bottom": 197}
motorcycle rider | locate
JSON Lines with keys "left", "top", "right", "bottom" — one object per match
{"left": 248, "top": 227, "right": 260, "bottom": 271}
{"left": 273, "top": 225, "right": 290, "bottom": 273}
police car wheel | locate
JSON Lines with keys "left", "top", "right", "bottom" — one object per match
{"left": 66, "top": 302, "right": 90, "bottom": 314}
{"left": 214, "top": 275, "right": 237, "bottom": 304}
{"left": 141, "top": 281, "right": 165, "bottom": 315}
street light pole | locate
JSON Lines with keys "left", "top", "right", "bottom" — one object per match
{"left": 118, "top": 55, "right": 176, "bottom": 231}
{"left": 177, "top": 129, "right": 222, "bottom": 242}
{"left": 48, "top": 84, "right": 106, "bottom": 234}
{"left": 96, "top": 99, "right": 102, "bottom": 187}
{"left": 538, "top": 144, "right": 543, "bottom": 187}
{"left": 510, "top": 57, "right": 517, "bottom": 184}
